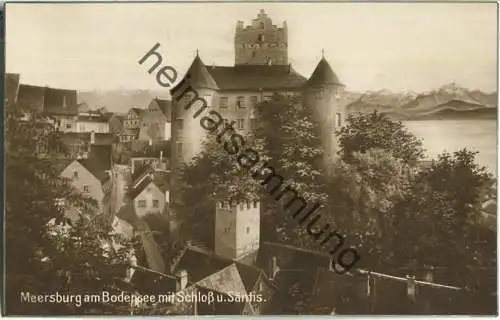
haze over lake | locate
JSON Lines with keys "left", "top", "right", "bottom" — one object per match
{"left": 404, "top": 119, "right": 497, "bottom": 176}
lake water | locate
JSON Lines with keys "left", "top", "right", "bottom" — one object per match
{"left": 404, "top": 120, "right": 497, "bottom": 176}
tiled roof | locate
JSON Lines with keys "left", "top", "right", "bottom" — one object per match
{"left": 207, "top": 64, "right": 306, "bottom": 91}
{"left": 78, "top": 144, "right": 112, "bottom": 183}
{"left": 130, "top": 107, "right": 146, "bottom": 117}
{"left": 196, "top": 264, "right": 248, "bottom": 296}
{"left": 174, "top": 246, "right": 233, "bottom": 283}
{"left": 306, "top": 57, "right": 343, "bottom": 87}
{"left": 17, "top": 84, "right": 79, "bottom": 115}
{"left": 43, "top": 87, "right": 78, "bottom": 115}
{"left": 129, "top": 175, "right": 154, "bottom": 200}
{"left": 154, "top": 99, "right": 172, "bottom": 121}
{"left": 17, "top": 84, "right": 45, "bottom": 113}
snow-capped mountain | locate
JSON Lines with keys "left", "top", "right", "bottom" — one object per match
{"left": 346, "top": 83, "right": 497, "bottom": 120}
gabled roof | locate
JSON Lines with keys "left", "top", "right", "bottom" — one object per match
{"left": 196, "top": 264, "right": 248, "bottom": 296}
{"left": 17, "top": 84, "right": 45, "bottom": 113}
{"left": 153, "top": 98, "right": 172, "bottom": 121}
{"left": 17, "top": 84, "right": 78, "bottom": 115}
{"left": 128, "top": 107, "right": 146, "bottom": 118}
{"left": 306, "top": 57, "right": 343, "bottom": 87}
{"left": 77, "top": 145, "right": 112, "bottom": 183}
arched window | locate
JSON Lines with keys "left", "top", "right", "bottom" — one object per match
{"left": 258, "top": 34, "right": 264, "bottom": 42}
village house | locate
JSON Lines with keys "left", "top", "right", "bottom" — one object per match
{"left": 120, "top": 108, "right": 145, "bottom": 142}
{"left": 59, "top": 144, "right": 113, "bottom": 220}
{"left": 16, "top": 84, "right": 79, "bottom": 131}
{"left": 137, "top": 98, "right": 172, "bottom": 142}
{"left": 129, "top": 167, "right": 169, "bottom": 218}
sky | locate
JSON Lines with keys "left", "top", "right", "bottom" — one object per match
{"left": 5, "top": 2, "right": 498, "bottom": 93}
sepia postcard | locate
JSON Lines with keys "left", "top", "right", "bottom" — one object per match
{"left": 3, "top": 1, "right": 498, "bottom": 316}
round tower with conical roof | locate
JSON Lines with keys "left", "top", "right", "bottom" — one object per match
{"left": 168, "top": 53, "right": 219, "bottom": 235}
{"left": 170, "top": 52, "right": 219, "bottom": 170}
{"left": 303, "top": 56, "right": 346, "bottom": 175}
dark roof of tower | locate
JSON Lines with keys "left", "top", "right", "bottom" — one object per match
{"left": 306, "top": 57, "right": 343, "bottom": 87}
{"left": 184, "top": 55, "right": 219, "bottom": 90}
{"left": 207, "top": 65, "right": 306, "bottom": 91}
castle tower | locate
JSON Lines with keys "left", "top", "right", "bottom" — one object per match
{"left": 303, "top": 56, "right": 346, "bottom": 175}
{"left": 169, "top": 53, "right": 219, "bottom": 233}
{"left": 170, "top": 52, "right": 219, "bottom": 170}
{"left": 214, "top": 200, "right": 261, "bottom": 260}
{"left": 234, "top": 9, "right": 288, "bottom": 66}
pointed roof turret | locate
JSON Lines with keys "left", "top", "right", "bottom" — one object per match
{"left": 306, "top": 57, "right": 343, "bottom": 87}
{"left": 184, "top": 54, "right": 219, "bottom": 90}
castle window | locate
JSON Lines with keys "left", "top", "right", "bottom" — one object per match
{"left": 236, "top": 119, "right": 245, "bottom": 130}
{"left": 219, "top": 97, "right": 228, "bottom": 110}
{"left": 336, "top": 113, "right": 342, "bottom": 127}
{"left": 260, "top": 22, "right": 265, "bottom": 29}
{"left": 258, "top": 34, "right": 264, "bottom": 42}
{"left": 153, "top": 200, "right": 159, "bottom": 208}
{"left": 177, "top": 119, "right": 183, "bottom": 130}
{"left": 236, "top": 96, "right": 245, "bottom": 108}
{"left": 176, "top": 142, "right": 183, "bottom": 154}
{"left": 83, "top": 185, "right": 89, "bottom": 193}
{"left": 246, "top": 227, "right": 250, "bottom": 234}
{"left": 73, "top": 170, "right": 79, "bottom": 178}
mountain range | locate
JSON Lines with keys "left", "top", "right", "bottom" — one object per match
{"left": 345, "top": 83, "right": 497, "bottom": 120}
{"left": 78, "top": 83, "right": 497, "bottom": 120}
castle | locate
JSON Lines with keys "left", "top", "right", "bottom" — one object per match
{"left": 169, "top": 9, "right": 346, "bottom": 260}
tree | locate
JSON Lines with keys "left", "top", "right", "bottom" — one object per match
{"left": 328, "top": 149, "right": 410, "bottom": 269}
{"left": 391, "top": 149, "right": 496, "bottom": 291}
{"left": 5, "top": 100, "right": 136, "bottom": 315}
{"left": 338, "top": 111, "right": 424, "bottom": 165}
{"left": 253, "top": 94, "right": 328, "bottom": 248}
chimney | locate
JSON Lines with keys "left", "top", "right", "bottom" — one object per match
{"left": 90, "top": 131, "right": 95, "bottom": 144}
{"left": 175, "top": 269, "right": 188, "bottom": 291}
{"left": 269, "top": 256, "right": 279, "bottom": 280}
{"left": 160, "top": 150, "right": 163, "bottom": 163}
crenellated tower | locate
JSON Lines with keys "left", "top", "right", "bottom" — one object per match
{"left": 214, "top": 200, "right": 261, "bottom": 260}
{"left": 234, "top": 9, "right": 288, "bottom": 66}
{"left": 303, "top": 55, "right": 346, "bottom": 175}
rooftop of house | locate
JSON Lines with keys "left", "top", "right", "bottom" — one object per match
{"left": 17, "top": 84, "right": 78, "bottom": 115}
{"left": 77, "top": 144, "right": 112, "bottom": 183}
{"left": 129, "top": 169, "right": 169, "bottom": 199}
{"left": 152, "top": 98, "right": 172, "bottom": 121}
{"left": 133, "top": 240, "right": 486, "bottom": 315}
